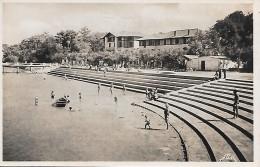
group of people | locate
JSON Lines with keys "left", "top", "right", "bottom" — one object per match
{"left": 214, "top": 68, "right": 227, "bottom": 80}
{"left": 146, "top": 88, "right": 159, "bottom": 101}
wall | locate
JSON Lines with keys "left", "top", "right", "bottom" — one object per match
{"left": 186, "top": 56, "right": 237, "bottom": 71}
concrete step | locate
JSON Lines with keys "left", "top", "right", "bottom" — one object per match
{"left": 49, "top": 71, "right": 173, "bottom": 93}
{"left": 188, "top": 89, "right": 253, "bottom": 106}
{"left": 178, "top": 91, "right": 253, "bottom": 114}
{"left": 210, "top": 83, "right": 253, "bottom": 91}
{"left": 66, "top": 67, "right": 206, "bottom": 85}
{"left": 53, "top": 68, "right": 193, "bottom": 89}
{"left": 218, "top": 80, "right": 253, "bottom": 87}
{"left": 203, "top": 85, "right": 253, "bottom": 96}
{"left": 226, "top": 79, "right": 253, "bottom": 84}
{"left": 169, "top": 94, "right": 253, "bottom": 124}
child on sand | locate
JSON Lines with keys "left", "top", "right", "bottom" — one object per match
{"left": 51, "top": 91, "right": 55, "bottom": 99}
{"left": 144, "top": 115, "right": 151, "bottom": 129}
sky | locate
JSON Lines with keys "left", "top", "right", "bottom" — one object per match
{"left": 2, "top": 3, "right": 253, "bottom": 45}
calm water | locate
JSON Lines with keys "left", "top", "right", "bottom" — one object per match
{"left": 3, "top": 73, "right": 181, "bottom": 161}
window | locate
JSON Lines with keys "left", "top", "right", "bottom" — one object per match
{"left": 149, "top": 40, "right": 152, "bottom": 46}
{"left": 128, "top": 37, "right": 133, "bottom": 41}
{"left": 175, "top": 38, "right": 179, "bottom": 44}
{"left": 188, "top": 30, "right": 190, "bottom": 35}
{"left": 118, "top": 37, "right": 121, "bottom": 41}
{"left": 130, "top": 42, "right": 133, "bottom": 47}
{"left": 118, "top": 42, "right": 122, "bottom": 47}
{"left": 164, "top": 39, "right": 166, "bottom": 45}
{"left": 109, "top": 43, "right": 111, "bottom": 47}
{"left": 152, "top": 40, "right": 156, "bottom": 46}
{"left": 108, "top": 37, "right": 114, "bottom": 42}
{"left": 183, "top": 38, "right": 187, "bottom": 44}
{"left": 156, "top": 40, "right": 160, "bottom": 46}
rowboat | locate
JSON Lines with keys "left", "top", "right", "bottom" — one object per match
{"left": 55, "top": 97, "right": 70, "bottom": 107}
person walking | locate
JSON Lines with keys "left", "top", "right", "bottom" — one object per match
{"left": 51, "top": 91, "right": 55, "bottom": 99}
{"left": 164, "top": 103, "right": 170, "bottom": 130}
{"left": 98, "top": 83, "right": 101, "bottom": 95}
{"left": 233, "top": 90, "right": 239, "bottom": 118}
{"left": 144, "top": 115, "right": 151, "bottom": 129}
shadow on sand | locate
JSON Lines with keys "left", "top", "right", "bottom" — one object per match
{"left": 137, "top": 127, "right": 163, "bottom": 131}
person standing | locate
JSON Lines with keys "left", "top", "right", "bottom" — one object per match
{"left": 35, "top": 97, "right": 39, "bottom": 106}
{"left": 79, "top": 93, "right": 82, "bottom": 101}
{"left": 110, "top": 82, "right": 114, "bottom": 95}
{"left": 98, "top": 83, "right": 101, "bottom": 95}
{"left": 164, "top": 103, "right": 170, "bottom": 130}
{"left": 233, "top": 90, "right": 239, "bottom": 118}
{"left": 146, "top": 88, "right": 149, "bottom": 100}
{"left": 218, "top": 69, "right": 222, "bottom": 79}
{"left": 144, "top": 115, "right": 151, "bottom": 129}
{"left": 223, "top": 68, "right": 227, "bottom": 79}
{"left": 51, "top": 91, "right": 55, "bottom": 99}
{"left": 123, "top": 85, "right": 126, "bottom": 95}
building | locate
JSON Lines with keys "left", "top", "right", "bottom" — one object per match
{"left": 184, "top": 55, "right": 238, "bottom": 71}
{"left": 102, "top": 32, "right": 143, "bottom": 52}
{"left": 137, "top": 28, "right": 199, "bottom": 51}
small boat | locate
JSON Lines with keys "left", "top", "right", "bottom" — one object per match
{"left": 55, "top": 97, "right": 70, "bottom": 107}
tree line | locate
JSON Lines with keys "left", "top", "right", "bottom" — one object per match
{"left": 2, "top": 11, "right": 253, "bottom": 72}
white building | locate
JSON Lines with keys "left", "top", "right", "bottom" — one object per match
{"left": 184, "top": 55, "right": 238, "bottom": 71}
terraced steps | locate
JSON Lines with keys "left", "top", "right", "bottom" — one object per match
{"left": 48, "top": 67, "right": 212, "bottom": 94}
{"left": 138, "top": 78, "right": 253, "bottom": 161}
{"left": 187, "top": 89, "right": 253, "bottom": 106}
{"left": 142, "top": 99, "right": 251, "bottom": 162}
{"left": 199, "top": 86, "right": 253, "bottom": 100}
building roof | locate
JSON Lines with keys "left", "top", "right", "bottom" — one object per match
{"left": 209, "top": 56, "right": 229, "bottom": 59}
{"left": 184, "top": 55, "right": 229, "bottom": 60}
{"left": 137, "top": 28, "right": 199, "bottom": 41}
{"left": 102, "top": 31, "right": 144, "bottom": 38}
{"left": 184, "top": 55, "right": 198, "bottom": 60}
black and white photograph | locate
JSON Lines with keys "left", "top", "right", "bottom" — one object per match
{"left": 1, "top": 0, "right": 259, "bottom": 166}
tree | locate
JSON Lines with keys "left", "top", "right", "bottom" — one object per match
{"left": 55, "top": 30, "right": 79, "bottom": 53}
{"left": 212, "top": 11, "right": 253, "bottom": 72}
